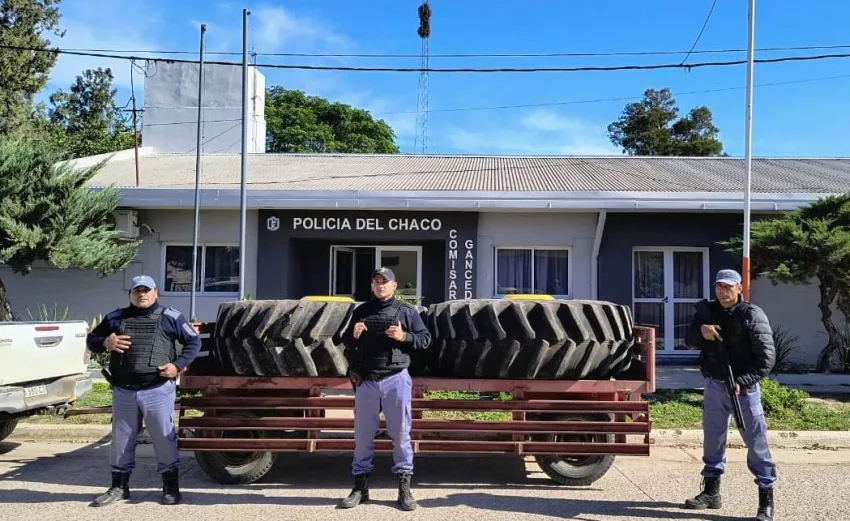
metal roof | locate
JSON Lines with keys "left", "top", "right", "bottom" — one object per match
{"left": 80, "top": 151, "right": 850, "bottom": 194}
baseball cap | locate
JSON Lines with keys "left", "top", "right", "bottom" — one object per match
{"left": 372, "top": 267, "right": 396, "bottom": 281}
{"left": 131, "top": 275, "right": 157, "bottom": 290}
{"left": 715, "top": 269, "right": 742, "bottom": 286}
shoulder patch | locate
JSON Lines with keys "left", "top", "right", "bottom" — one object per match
{"left": 182, "top": 322, "right": 199, "bottom": 337}
{"left": 164, "top": 307, "right": 182, "bottom": 320}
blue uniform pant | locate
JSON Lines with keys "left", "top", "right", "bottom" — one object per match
{"left": 701, "top": 378, "right": 777, "bottom": 488}
{"left": 110, "top": 379, "right": 180, "bottom": 474}
{"left": 352, "top": 369, "right": 414, "bottom": 475}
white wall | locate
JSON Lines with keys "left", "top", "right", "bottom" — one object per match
{"left": 142, "top": 61, "right": 266, "bottom": 154}
{"left": 2, "top": 210, "right": 258, "bottom": 325}
{"left": 751, "top": 277, "right": 847, "bottom": 368}
{"left": 476, "top": 212, "right": 598, "bottom": 299}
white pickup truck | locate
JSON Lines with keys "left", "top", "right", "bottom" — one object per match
{"left": 0, "top": 320, "right": 93, "bottom": 441}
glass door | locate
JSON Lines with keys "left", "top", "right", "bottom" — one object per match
{"left": 633, "top": 248, "right": 709, "bottom": 353}
{"left": 331, "top": 247, "right": 356, "bottom": 298}
{"left": 375, "top": 247, "right": 422, "bottom": 304}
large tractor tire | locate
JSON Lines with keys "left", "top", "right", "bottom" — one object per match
{"left": 212, "top": 300, "right": 356, "bottom": 377}
{"left": 426, "top": 299, "right": 635, "bottom": 379}
{"left": 0, "top": 418, "right": 18, "bottom": 442}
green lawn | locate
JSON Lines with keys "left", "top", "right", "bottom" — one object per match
{"left": 26, "top": 379, "right": 850, "bottom": 432}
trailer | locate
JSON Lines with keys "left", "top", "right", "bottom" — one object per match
{"left": 176, "top": 319, "right": 656, "bottom": 487}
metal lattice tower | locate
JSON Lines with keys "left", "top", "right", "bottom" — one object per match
{"left": 414, "top": 1, "right": 431, "bottom": 154}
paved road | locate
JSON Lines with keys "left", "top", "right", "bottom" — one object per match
{"left": 1, "top": 441, "right": 848, "bottom": 521}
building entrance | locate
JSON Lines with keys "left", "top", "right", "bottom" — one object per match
{"left": 331, "top": 245, "right": 422, "bottom": 303}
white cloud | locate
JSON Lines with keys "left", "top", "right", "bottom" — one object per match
{"left": 444, "top": 110, "right": 619, "bottom": 155}
{"left": 252, "top": 5, "right": 349, "bottom": 53}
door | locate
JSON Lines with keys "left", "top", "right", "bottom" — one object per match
{"left": 331, "top": 247, "right": 356, "bottom": 297}
{"left": 376, "top": 247, "right": 422, "bottom": 304}
{"left": 632, "top": 248, "right": 709, "bottom": 353}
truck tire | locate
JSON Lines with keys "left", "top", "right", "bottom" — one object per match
{"left": 212, "top": 300, "right": 355, "bottom": 377}
{"left": 193, "top": 411, "right": 278, "bottom": 485}
{"left": 427, "top": 299, "right": 635, "bottom": 379}
{"left": 530, "top": 413, "right": 616, "bottom": 486}
{"left": 0, "top": 418, "right": 18, "bottom": 442}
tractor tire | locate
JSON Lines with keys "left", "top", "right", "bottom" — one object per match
{"left": 212, "top": 300, "right": 356, "bottom": 377}
{"left": 426, "top": 299, "right": 635, "bottom": 379}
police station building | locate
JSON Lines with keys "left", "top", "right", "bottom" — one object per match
{"left": 5, "top": 63, "right": 850, "bottom": 368}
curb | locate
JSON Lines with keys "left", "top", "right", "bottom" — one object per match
{"left": 9, "top": 424, "right": 850, "bottom": 450}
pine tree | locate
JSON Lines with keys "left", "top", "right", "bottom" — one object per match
{"left": 0, "top": 137, "right": 139, "bottom": 320}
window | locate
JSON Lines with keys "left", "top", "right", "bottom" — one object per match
{"left": 495, "top": 247, "right": 570, "bottom": 296}
{"left": 162, "top": 244, "right": 240, "bottom": 294}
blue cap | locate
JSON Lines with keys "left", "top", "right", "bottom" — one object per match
{"left": 372, "top": 267, "right": 396, "bottom": 281}
{"left": 131, "top": 275, "right": 157, "bottom": 290}
{"left": 715, "top": 269, "right": 742, "bottom": 286}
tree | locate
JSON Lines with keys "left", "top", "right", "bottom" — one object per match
{"left": 0, "top": 136, "right": 140, "bottom": 321}
{"left": 607, "top": 88, "right": 724, "bottom": 156}
{"left": 38, "top": 67, "right": 135, "bottom": 159}
{"left": 265, "top": 87, "right": 399, "bottom": 153}
{"left": 0, "top": 0, "right": 64, "bottom": 136}
{"left": 721, "top": 194, "right": 850, "bottom": 372}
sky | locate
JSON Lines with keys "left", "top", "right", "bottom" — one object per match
{"left": 37, "top": 0, "right": 850, "bottom": 157}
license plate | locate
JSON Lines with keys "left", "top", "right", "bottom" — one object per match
{"left": 24, "top": 385, "right": 48, "bottom": 398}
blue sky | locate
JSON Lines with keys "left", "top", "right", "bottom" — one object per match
{"left": 41, "top": 0, "right": 850, "bottom": 157}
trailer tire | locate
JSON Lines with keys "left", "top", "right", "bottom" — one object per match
{"left": 427, "top": 299, "right": 635, "bottom": 379}
{"left": 0, "top": 418, "right": 18, "bottom": 442}
{"left": 212, "top": 300, "right": 355, "bottom": 377}
{"left": 530, "top": 413, "right": 615, "bottom": 486}
{"left": 195, "top": 450, "right": 276, "bottom": 485}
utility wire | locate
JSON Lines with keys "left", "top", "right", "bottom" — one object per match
{"left": 47, "top": 43, "right": 850, "bottom": 59}
{"left": 680, "top": 0, "right": 718, "bottom": 65}
{"left": 4, "top": 44, "right": 850, "bottom": 73}
{"left": 379, "top": 73, "right": 850, "bottom": 115}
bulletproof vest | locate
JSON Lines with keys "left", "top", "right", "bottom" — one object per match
{"left": 109, "top": 307, "right": 176, "bottom": 375}
{"left": 357, "top": 299, "right": 405, "bottom": 370}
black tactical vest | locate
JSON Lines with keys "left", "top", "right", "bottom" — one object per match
{"left": 109, "top": 308, "right": 176, "bottom": 375}
{"left": 356, "top": 299, "right": 408, "bottom": 374}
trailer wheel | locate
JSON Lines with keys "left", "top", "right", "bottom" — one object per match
{"left": 530, "top": 413, "right": 615, "bottom": 486}
{"left": 0, "top": 418, "right": 18, "bottom": 442}
{"left": 193, "top": 412, "right": 277, "bottom": 485}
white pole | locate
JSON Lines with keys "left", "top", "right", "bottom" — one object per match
{"left": 742, "top": 0, "right": 755, "bottom": 301}
{"left": 190, "top": 23, "right": 206, "bottom": 321}
{"left": 238, "top": 9, "right": 250, "bottom": 300}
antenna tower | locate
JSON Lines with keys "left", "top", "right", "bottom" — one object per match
{"left": 415, "top": 1, "right": 431, "bottom": 154}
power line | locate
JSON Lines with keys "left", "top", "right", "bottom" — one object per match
{"left": 680, "top": 0, "right": 718, "bottom": 66}
{"left": 4, "top": 44, "right": 850, "bottom": 73}
{"left": 49, "top": 43, "right": 850, "bottom": 59}
{"left": 377, "top": 73, "right": 850, "bottom": 115}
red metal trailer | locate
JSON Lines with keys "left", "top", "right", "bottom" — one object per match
{"left": 176, "top": 324, "right": 656, "bottom": 486}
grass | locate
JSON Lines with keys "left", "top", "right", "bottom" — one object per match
{"left": 421, "top": 390, "right": 513, "bottom": 421}
{"left": 645, "top": 379, "right": 850, "bottom": 431}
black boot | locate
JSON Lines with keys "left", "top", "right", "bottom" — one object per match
{"left": 397, "top": 472, "right": 417, "bottom": 511}
{"left": 684, "top": 476, "right": 722, "bottom": 510}
{"left": 161, "top": 469, "right": 182, "bottom": 505}
{"left": 340, "top": 473, "right": 370, "bottom": 508}
{"left": 90, "top": 472, "right": 130, "bottom": 507}
{"left": 756, "top": 487, "right": 774, "bottom": 521}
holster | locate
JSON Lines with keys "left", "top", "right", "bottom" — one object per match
{"left": 100, "top": 367, "right": 114, "bottom": 384}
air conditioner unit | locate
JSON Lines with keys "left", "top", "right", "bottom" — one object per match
{"left": 111, "top": 209, "right": 139, "bottom": 239}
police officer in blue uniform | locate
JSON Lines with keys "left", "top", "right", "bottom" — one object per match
{"left": 86, "top": 275, "right": 201, "bottom": 507}
{"left": 340, "top": 267, "right": 431, "bottom": 511}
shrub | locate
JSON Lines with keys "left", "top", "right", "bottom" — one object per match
{"left": 759, "top": 377, "right": 808, "bottom": 415}
{"left": 771, "top": 325, "right": 801, "bottom": 374}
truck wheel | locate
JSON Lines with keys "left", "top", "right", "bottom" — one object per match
{"left": 530, "top": 413, "right": 615, "bottom": 486}
{"left": 193, "top": 411, "right": 277, "bottom": 485}
{"left": 428, "top": 299, "right": 635, "bottom": 379}
{"left": 0, "top": 418, "right": 18, "bottom": 442}
{"left": 213, "top": 300, "right": 355, "bottom": 377}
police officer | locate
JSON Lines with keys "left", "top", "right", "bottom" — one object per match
{"left": 684, "top": 269, "right": 777, "bottom": 521}
{"left": 85, "top": 275, "right": 201, "bottom": 507}
{"left": 339, "top": 267, "right": 431, "bottom": 511}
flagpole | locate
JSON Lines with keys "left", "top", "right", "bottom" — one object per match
{"left": 189, "top": 23, "right": 206, "bottom": 322}
{"left": 238, "top": 8, "right": 250, "bottom": 300}
{"left": 742, "top": 0, "right": 755, "bottom": 301}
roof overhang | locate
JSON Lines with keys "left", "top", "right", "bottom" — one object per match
{"left": 106, "top": 187, "right": 834, "bottom": 212}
